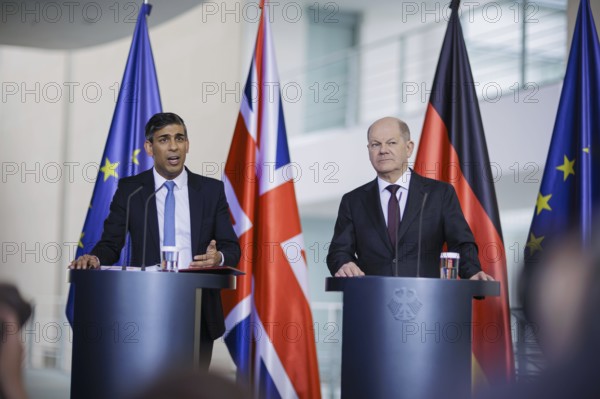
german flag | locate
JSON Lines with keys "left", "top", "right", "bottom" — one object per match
{"left": 414, "top": 0, "right": 514, "bottom": 390}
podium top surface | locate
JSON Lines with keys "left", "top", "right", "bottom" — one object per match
{"left": 325, "top": 276, "right": 500, "bottom": 297}
{"left": 68, "top": 268, "right": 238, "bottom": 290}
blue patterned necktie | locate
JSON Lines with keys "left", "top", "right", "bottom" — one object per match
{"left": 163, "top": 181, "right": 176, "bottom": 246}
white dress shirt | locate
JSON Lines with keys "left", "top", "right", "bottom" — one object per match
{"left": 378, "top": 168, "right": 412, "bottom": 226}
{"left": 153, "top": 168, "right": 193, "bottom": 269}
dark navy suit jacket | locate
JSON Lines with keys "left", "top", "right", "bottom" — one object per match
{"left": 327, "top": 171, "right": 481, "bottom": 279}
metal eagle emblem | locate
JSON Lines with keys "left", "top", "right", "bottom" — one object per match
{"left": 388, "top": 287, "right": 423, "bottom": 321}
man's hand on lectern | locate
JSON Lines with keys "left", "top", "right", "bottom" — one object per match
{"left": 190, "top": 240, "right": 222, "bottom": 268}
{"left": 335, "top": 262, "right": 365, "bottom": 277}
{"left": 469, "top": 271, "right": 495, "bottom": 281}
{"left": 69, "top": 254, "right": 100, "bottom": 270}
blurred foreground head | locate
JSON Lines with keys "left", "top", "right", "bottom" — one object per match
{"left": 0, "top": 283, "right": 32, "bottom": 399}
{"left": 130, "top": 370, "right": 252, "bottom": 399}
{"left": 0, "top": 284, "right": 32, "bottom": 329}
{"left": 522, "top": 234, "right": 600, "bottom": 364}
{"left": 513, "top": 231, "right": 600, "bottom": 399}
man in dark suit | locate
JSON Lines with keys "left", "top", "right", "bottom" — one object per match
{"left": 327, "top": 116, "right": 492, "bottom": 280}
{"left": 70, "top": 112, "right": 241, "bottom": 367}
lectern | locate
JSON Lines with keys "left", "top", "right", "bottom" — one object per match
{"left": 68, "top": 270, "right": 237, "bottom": 399}
{"left": 326, "top": 276, "right": 500, "bottom": 399}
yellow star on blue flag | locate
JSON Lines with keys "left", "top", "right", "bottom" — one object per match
{"left": 132, "top": 149, "right": 141, "bottom": 165}
{"left": 556, "top": 155, "right": 575, "bottom": 181}
{"left": 100, "top": 158, "right": 119, "bottom": 182}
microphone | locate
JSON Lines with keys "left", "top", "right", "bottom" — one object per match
{"left": 141, "top": 185, "right": 165, "bottom": 271}
{"left": 122, "top": 186, "right": 144, "bottom": 270}
{"left": 416, "top": 192, "right": 429, "bottom": 278}
{"left": 394, "top": 195, "right": 400, "bottom": 277}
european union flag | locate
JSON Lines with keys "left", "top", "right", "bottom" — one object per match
{"left": 66, "top": 3, "right": 162, "bottom": 323}
{"left": 525, "top": 0, "right": 600, "bottom": 262}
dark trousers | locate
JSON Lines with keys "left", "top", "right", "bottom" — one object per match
{"left": 199, "top": 318, "right": 215, "bottom": 371}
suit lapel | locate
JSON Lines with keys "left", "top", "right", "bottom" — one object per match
{"left": 361, "top": 178, "right": 393, "bottom": 253}
{"left": 397, "top": 172, "right": 428, "bottom": 243}
{"left": 187, "top": 170, "right": 203, "bottom": 255}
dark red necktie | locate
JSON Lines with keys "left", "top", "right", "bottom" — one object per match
{"left": 386, "top": 185, "right": 402, "bottom": 245}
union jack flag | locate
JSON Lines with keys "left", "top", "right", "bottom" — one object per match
{"left": 220, "top": 1, "right": 321, "bottom": 398}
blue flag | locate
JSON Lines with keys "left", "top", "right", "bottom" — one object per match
{"left": 525, "top": 0, "right": 600, "bottom": 262}
{"left": 66, "top": 3, "right": 162, "bottom": 323}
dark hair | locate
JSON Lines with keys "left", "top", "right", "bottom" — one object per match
{"left": 145, "top": 112, "right": 187, "bottom": 142}
{"left": 0, "top": 283, "right": 32, "bottom": 328}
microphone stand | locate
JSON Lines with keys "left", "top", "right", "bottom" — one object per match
{"left": 141, "top": 186, "right": 164, "bottom": 271}
{"left": 122, "top": 186, "right": 144, "bottom": 270}
{"left": 416, "top": 192, "right": 429, "bottom": 278}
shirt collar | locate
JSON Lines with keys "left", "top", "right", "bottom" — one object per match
{"left": 153, "top": 167, "right": 188, "bottom": 191}
{"left": 377, "top": 168, "right": 412, "bottom": 193}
